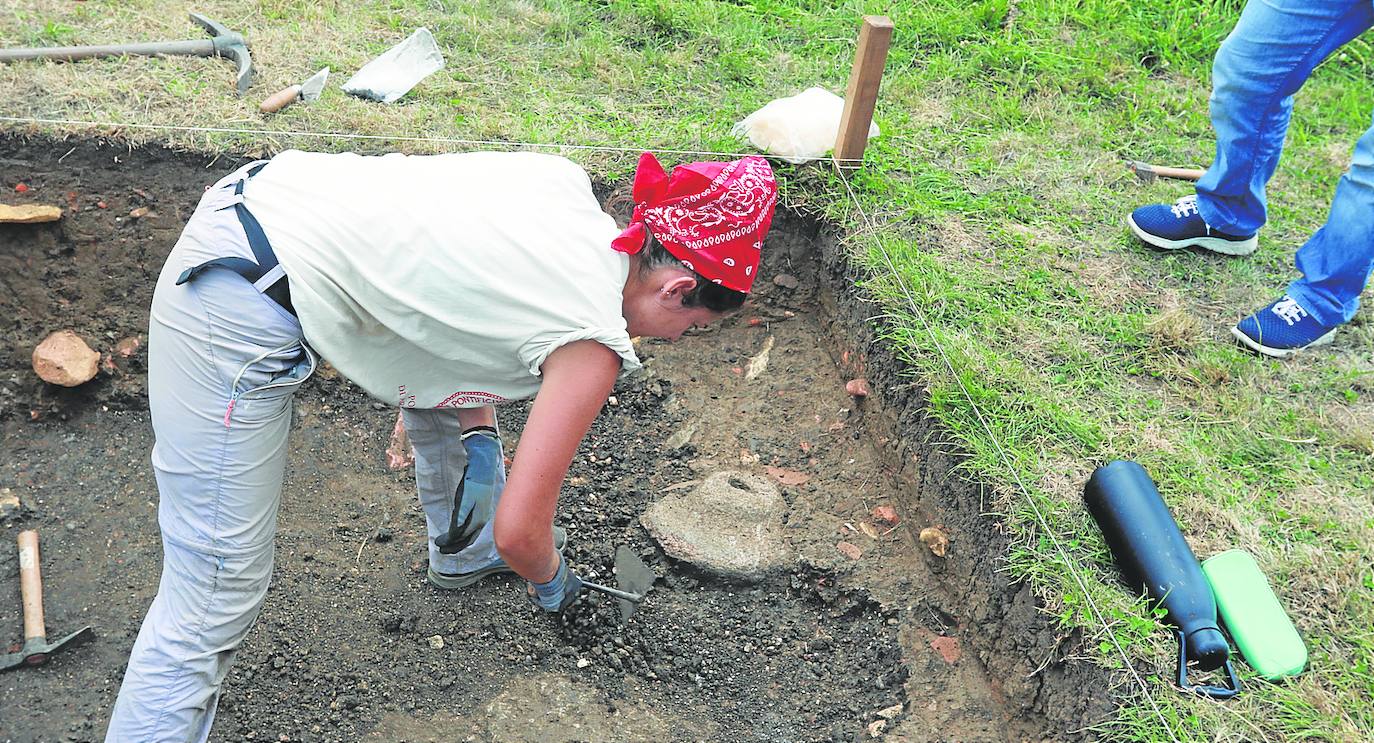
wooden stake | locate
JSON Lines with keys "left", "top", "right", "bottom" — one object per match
{"left": 834, "top": 16, "right": 894, "bottom": 169}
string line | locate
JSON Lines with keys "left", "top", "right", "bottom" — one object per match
{"left": 0, "top": 115, "right": 867, "bottom": 164}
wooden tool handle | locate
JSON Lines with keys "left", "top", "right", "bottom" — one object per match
{"left": 259, "top": 84, "right": 302, "bottom": 114}
{"left": 1153, "top": 166, "right": 1206, "bottom": 182}
{"left": 18, "top": 530, "right": 45, "bottom": 642}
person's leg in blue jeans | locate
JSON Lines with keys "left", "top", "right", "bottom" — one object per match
{"left": 1197, "top": 0, "right": 1373, "bottom": 238}
{"left": 1285, "top": 116, "right": 1374, "bottom": 327}
{"left": 1130, "top": 0, "right": 1374, "bottom": 355}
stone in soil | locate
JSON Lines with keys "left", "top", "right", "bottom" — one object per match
{"left": 32, "top": 329, "right": 100, "bottom": 386}
{"left": 919, "top": 526, "right": 950, "bottom": 557}
{"left": 640, "top": 470, "right": 792, "bottom": 582}
{"left": 0, "top": 203, "right": 62, "bottom": 223}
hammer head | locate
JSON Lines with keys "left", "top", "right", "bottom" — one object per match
{"left": 1, "top": 625, "right": 94, "bottom": 672}
{"left": 190, "top": 12, "right": 253, "bottom": 94}
{"left": 1128, "top": 160, "right": 1159, "bottom": 184}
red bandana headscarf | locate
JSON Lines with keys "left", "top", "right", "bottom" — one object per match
{"left": 611, "top": 152, "right": 777, "bottom": 293}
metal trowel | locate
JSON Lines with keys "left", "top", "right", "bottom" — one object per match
{"left": 259, "top": 67, "right": 329, "bottom": 114}
{"left": 582, "top": 546, "right": 656, "bottom": 620}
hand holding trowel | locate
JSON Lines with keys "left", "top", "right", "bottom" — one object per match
{"left": 259, "top": 67, "right": 329, "bottom": 114}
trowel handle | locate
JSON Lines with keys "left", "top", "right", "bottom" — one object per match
{"left": 259, "top": 84, "right": 302, "bottom": 113}
{"left": 17, "top": 530, "right": 46, "bottom": 642}
{"left": 582, "top": 580, "right": 644, "bottom": 603}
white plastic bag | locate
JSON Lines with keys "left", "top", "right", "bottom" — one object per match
{"left": 342, "top": 28, "right": 446, "bottom": 104}
{"left": 731, "top": 87, "right": 880, "bottom": 164}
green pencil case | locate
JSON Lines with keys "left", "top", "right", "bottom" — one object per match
{"left": 1202, "top": 549, "right": 1307, "bottom": 680}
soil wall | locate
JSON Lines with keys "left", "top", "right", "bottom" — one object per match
{"left": 815, "top": 228, "right": 1118, "bottom": 733}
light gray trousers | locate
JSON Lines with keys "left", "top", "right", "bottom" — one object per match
{"left": 105, "top": 164, "right": 496, "bottom": 742}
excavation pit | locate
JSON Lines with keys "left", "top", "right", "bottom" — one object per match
{"left": 0, "top": 137, "right": 1110, "bottom": 741}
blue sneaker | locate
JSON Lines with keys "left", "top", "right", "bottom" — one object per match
{"left": 1231, "top": 295, "right": 1339, "bottom": 358}
{"left": 428, "top": 526, "right": 567, "bottom": 590}
{"left": 1127, "top": 195, "right": 1258, "bottom": 256}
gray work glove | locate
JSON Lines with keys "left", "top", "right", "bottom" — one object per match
{"left": 435, "top": 427, "right": 504, "bottom": 554}
{"left": 528, "top": 554, "right": 584, "bottom": 613}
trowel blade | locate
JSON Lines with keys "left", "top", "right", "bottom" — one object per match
{"left": 614, "top": 545, "right": 655, "bottom": 621}
{"left": 299, "top": 67, "right": 330, "bottom": 103}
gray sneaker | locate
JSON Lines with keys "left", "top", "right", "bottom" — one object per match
{"left": 427, "top": 526, "right": 567, "bottom": 590}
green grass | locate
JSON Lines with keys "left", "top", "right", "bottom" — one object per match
{"left": 4, "top": 1, "right": 1373, "bottom": 739}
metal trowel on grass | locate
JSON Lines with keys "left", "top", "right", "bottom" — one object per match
{"left": 259, "top": 67, "right": 329, "bottom": 114}
{"left": 582, "top": 546, "right": 656, "bottom": 620}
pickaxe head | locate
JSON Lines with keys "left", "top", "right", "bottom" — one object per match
{"left": 2, "top": 625, "right": 94, "bottom": 672}
{"left": 1128, "top": 160, "right": 1161, "bottom": 184}
{"left": 1127, "top": 160, "right": 1206, "bottom": 184}
{"left": 190, "top": 12, "right": 253, "bottom": 94}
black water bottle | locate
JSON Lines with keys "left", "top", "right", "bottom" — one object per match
{"left": 1084, "top": 460, "right": 1239, "bottom": 698}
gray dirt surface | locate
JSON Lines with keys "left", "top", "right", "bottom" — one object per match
{"left": 0, "top": 136, "right": 1099, "bottom": 742}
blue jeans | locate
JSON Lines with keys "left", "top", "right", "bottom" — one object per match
{"left": 1195, "top": 0, "right": 1374, "bottom": 326}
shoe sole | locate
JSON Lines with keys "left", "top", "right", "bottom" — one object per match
{"left": 1230, "top": 326, "right": 1337, "bottom": 359}
{"left": 427, "top": 526, "right": 567, "bottom": 590}
{"left": 1126, "top": 215, "right": 1257, "bottom": 256}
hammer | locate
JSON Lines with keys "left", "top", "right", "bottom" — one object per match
{"left": 0, "top": 12, "right": 253, "bottom": 94}
{"left": 1127, "top": 160, "right": 1206, "bottom": 184}
{"left": 2, "top": 530, "right": 93, "bottom": 672}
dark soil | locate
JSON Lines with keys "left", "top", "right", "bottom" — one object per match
{"left": 0, "top": 136, "right": 1109, "bottom": 742}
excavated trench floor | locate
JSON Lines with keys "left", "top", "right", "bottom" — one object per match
{"left": 0, "top": 137, "right": 1108, "bottom": 742}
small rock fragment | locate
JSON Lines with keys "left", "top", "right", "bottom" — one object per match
{"left": 33, "top": 330, "right": 101, "bottom": 386}
{"left": 576, "top": 658, "right": 592, "bottom": 669}
{"left": 0, "top": 488, "right": 20, "bottom": 517}
{"left": 867, "top": 719, "right": 887, "bottom": 738}
{"left": 14, "top": 183, "right": 29, "bottom": 193}
{"left": 845, "top": 378, "right": 870, "bottom": 398}
{"left": 385, "top": 412, "right": 414, "bottom": 470}
{"left": 930, "top": 635, "right": 962, "bottom": 664}
{"left": 128, "top": 206, "right": 150, "bottom": 219}
{"left": 763, "top": 466, "right": 810, "bottom": 486}
{"left": 919, "top": 526, "right": 949, "bottom": 557}
{"left": 0, "top": 203, "right": 62, "bottom": 223}
{"left": 872, "top": 505, "right": 900, "bottom": 525}
{"left": 115, "top": 336, "right": 142, "bottom": 358}
{"left": 857, "top": 521, "right": 880, "bottom": 540}
{"left": 664, "top": 424, "right": 696, "bottom": 451}
{"left": 836, "top": 541, "right": 862, "bottom": 560}
{"left": 745, "top": 336, "right": 774, "bottom": 380}
{"left": 427, "top": 635, "right": 445, "bottom": 650}
{"left": 773, "top": 273, "right": 800, "bottom": 290}
{"left": 877, "top": 704, "right": 904, "bottom": 720}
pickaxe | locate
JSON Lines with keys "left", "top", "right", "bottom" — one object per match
{"left": 3, "top": 530, "right": 94, "bottom": 672}
{"left": 0, "top": 13, "right": 252, "bottom": 94}
{"left": 1127, "top": 160, "right": 1206, "bottom": 184}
